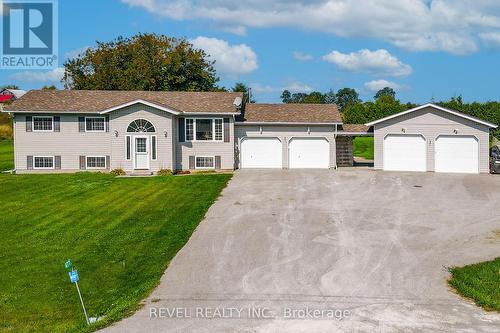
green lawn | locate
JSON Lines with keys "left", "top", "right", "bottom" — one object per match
{"left": 448, "top": 257, "right": 500, "bottom": 311}
{"left": 0, "top": 139, "right": 14, "bottom": 171}
{"left": 0, "top": 172, "right": 232, "bottom": 332}
{"left": 352, "top": 136, "right": 374, "bottom": 160}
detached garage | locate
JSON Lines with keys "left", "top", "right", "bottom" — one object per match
{"left": 367, "top": 103, "right": 497, "bottom": 174}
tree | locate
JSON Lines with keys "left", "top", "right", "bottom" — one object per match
{"left": 1, "top": 85, "right": 19, "bottom": 90}
{"left": 335, "top": 88, "right": 360, "bottom": 110}
{"left": 280, "top": 90, "right": 335, "bottom": 104}
{"left": 63, "top": 33, "right": 220, "bottom": 91}
{"left": 281, "top": 90, "right": 292, "bottom": 103}
{"left": 374, "top": 87, "right": 396, "bottom": 100}
{"left": 343, "top": 95, "right": 407, "bottom": 124}
{"left": 232, "top": 82, "right": 255, "bottom": 103}
{"left": 41, "top": 85, "right": 57, "bottom": 90}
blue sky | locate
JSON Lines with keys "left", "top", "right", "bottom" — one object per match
{"left": 2, "top": 0, "right": 500, "bottom": 103}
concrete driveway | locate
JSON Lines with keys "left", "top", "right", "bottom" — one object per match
{"left": 104, "top": 169, "right": 500, "bottom": 332}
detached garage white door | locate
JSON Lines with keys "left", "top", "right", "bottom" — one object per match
{"left": 289, "top": 137, "right": 329, "bottom": 169}
{"left": 383, "top": 134, "right": 426, "bottom": 172}
{"left": 241, "top": 137, "right": 282, "bottom": 168}
{"left": 435, "top": 136, "right": 479, "bottom": 173}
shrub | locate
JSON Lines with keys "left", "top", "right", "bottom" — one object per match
{"left": 110, "top": 168, "right": 126, "bottom": 176}
{"left": 175, "top": 170, "right": 191, "bottom": 175}
{"left": 157, "top": 168, "right": 173, "bottom": 176}
{"left": 0, "top": 124, "right": 13, "bottom": 140}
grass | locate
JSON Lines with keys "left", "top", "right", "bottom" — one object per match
{"left": 448, "top": 257, "right": 500, "bottom": 311}
{"left": 0, "top": 172, "right": 232, "bottom": 332}
{"left": 352, "top": 136, "right": 374, "bottom": 160}
{"left": 0, "top": 139, "right": 14, "bottom": 171}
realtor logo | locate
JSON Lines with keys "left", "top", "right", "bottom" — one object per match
{"left": 1, "top": 0, "right": 58, "bottom": 69}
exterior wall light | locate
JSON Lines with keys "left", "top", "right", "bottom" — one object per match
{"left": 401, "top": 128, "right": 406, "bottom": 133}
{"left": 453, "top": 129, "right": 458, "bottom": 134}
{"left": 114, "top": 130, "right": 119, "bottom": 137}
{"left": 164, "top": 130, "right": 168, "bottom": 138}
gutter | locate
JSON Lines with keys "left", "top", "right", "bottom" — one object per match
{"left": 235, "top": 121, "right": 343, "bottom": 125}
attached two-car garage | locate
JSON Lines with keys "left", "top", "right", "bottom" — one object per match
{"left": 240, "top": 137, "right": 330, "bottom": 169}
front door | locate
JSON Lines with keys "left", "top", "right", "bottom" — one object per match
{"left": 134, "top": 136, "right": 149, "bottom": 169}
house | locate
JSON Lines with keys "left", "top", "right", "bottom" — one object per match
{"left": 3, "top": 90, "right": 495, "bottom": 174}
{"left": 366, "top": 103, "right": 497, "bottom": 173}
{"left": 0, "top": 89, "right": 26, "bottom": 103}
{"left": 3, "top": 90, "right": 370, "bottom": 173}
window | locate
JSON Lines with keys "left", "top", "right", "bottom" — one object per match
{"left": 151, "top": 136, "right": 157, "bottom": 160}
{"left": 86, "top": 156, "right": 106, "bottom": 169}
{"left": 136, "top": 138, "right": 147, "bottom": 153}
{"left": 215, "top": 119, "right": 223, "bottom": 141}
{"left": 185, "top": 119, "right": 223, "bottom": 142}
{"left": 195, "top": 156, "right": 214, "bottom": 169}
{"left": 33, "top": 116, "right": 53, "bottom": 131}
{"left": 186, "top": 118, "right": 194, "bottom": 141}
{"left": 85, "top": 117, "right": 105, "bottom": 132}
{"left": 34, "top": 156, "right": 54, "bottom": 169}
{"left": 127, "top": 119, "right": 155, "bottom": 132}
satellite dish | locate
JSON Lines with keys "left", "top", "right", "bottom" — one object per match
{"left": 233, "top": 96, "right": 243, "bottom": 107}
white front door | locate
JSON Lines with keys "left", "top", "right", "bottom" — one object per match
{"left": 240, "top": 137, "right": 282, "bottom": 168}
{"left": 289, "top": 137, "right": 330, "bottom": 169}
{"left": 435, "top": 135, "right": 479, "bottom": 173}
{"left": 383, "top": 134, "right": 426, "bottom": 172}
{"left": 134, "top": 136, "right": 149, "bottom": 169}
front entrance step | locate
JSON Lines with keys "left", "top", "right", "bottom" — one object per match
{"left": 129, "top": 170, "right": 154, "bottom": 176}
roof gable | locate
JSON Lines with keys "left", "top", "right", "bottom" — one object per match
{"left": 365, "top": 103, "right": 497, "bottom": 128}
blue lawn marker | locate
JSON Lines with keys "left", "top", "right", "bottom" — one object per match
{"left": 65, "top": 262, "right": 90, "bottom": 325}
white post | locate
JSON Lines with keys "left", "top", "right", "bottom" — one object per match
{"left": 75, "top": 281, "right": 90, "bottom": 325}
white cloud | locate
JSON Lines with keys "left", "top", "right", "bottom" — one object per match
{"left": 284, "top": 81, "right": 314, "bottom": 93}
{"left": 121, "top": 0, "right": 500, "bottom": 55}
{"left": 479, "top": 31, "right": 500, "bottom": 46}
{"left": 249, "top": 83, "right": 277, "bottom": 93}
{"left": 190, "top": 36, "right": 257, "bottom": 76}
{"left": 364, "top": 79, "right": 407, "bottom": 92}
{"left": 323, "top": 49, "right": 412, "bottom": 77}
{"left": 293, "top": 51, "right": 313, "bottom": 61}
{"left": 64, "top": 46, "right": 89, "bottom": 60}
{"left": 221, "top": 25, "right": 247, "bottom": 36}
{"left": 9, "top": 67, "right": 65, "bottom": 83}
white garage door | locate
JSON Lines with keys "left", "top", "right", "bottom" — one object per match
{"left": 241, "top": 137, "right": 282, "bottom": 168}
{"left": 435, "top": 135, "right": 479, "bottom": 174}
{"left": 384, "top": 134, "right": 426, "bottom": 172}
{"left": 289, "top": 137, "right": 330, "bottom": 169}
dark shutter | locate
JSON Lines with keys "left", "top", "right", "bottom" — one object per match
{"left": 223, "top": 118, "right": 230, "bottom": 142}
{"left": 106, "top": 155, "right": 110, "bottom": 170}
{"left": 26, "top": 116, "right": 32, "bottom": 132}
{"left": 215, "top": 156, "right": 221, "bottom": 170}
{"left": 178, "top": 118, "right": 185, "bottom": 142}
{"left": 105, "top": 116, "right": 110, "bottom": 132}
{"left": 79, "top": 156, "right": 86, "bottom": 170}
{"left": 54, "top": 116, "right": 60, "bottom": 132}
{"left": 54, "top": 156, "right": 61, "bottom": 169}
{"left": 152, "top": 136, "right": 157, "bottom": 160}
{"left": 27, "top": 156, "right": 33, "bottom": 170}
{"left": 189, "top": 156, "right": 195, "bottom": 169}
{"left": 78, "top": 117, "right": 85, "bottom": 132}
{"left": 126, "top": 136, "right": 131, "bottom": 160}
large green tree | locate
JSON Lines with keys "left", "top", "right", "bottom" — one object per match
{"left": 374, "top": 87, "right": 396, "bottom": 100}
{"left": 63, "top": 33, "right": 220, "bottom": 91}
{"left": 335, "top": 88, "right": 360, "bottom": 110}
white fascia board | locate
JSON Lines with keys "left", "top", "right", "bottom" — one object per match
{"left": 100, "top": 99, "right": 181, "bottom": 115}
{"left": 365, "top": 103, "right": 497, "bottom": 128}
{"left": 182, "top": 112, "right": 240, "bottom": 115}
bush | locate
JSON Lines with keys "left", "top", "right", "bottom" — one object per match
{"left": 157, "top": 168, "right": 173, "bottom": 176}
{"left": 110, "top": 168, "right": 126, "bottom": 176}
{"left": 0, "top": 124, "right": 13, "bottom": 140}
{"left": 175, "top": 170, "right": 191, "bottom": 175}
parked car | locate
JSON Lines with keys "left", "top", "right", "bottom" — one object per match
{"left": 490, "top": 146, "right": 500, "bottom": 174}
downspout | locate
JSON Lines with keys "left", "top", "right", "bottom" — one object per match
{"left": 334, "top": 124, "right": 338, "bottom": 169}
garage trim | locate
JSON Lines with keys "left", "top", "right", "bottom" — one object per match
{"left": 287, "top": 136, "right": 331, "bottom": 169}
{"left": 383, "top": 133, "right": 427, "bottom": 172}
{"left": 434, "top": 134, "right": 479, "bottom": 174}
{"left": 238, "top": 136, "right": 283, "bottom": 169}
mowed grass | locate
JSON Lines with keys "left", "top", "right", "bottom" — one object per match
{"left": 0, "top": 172, "right": 232, "bottom": 332}
{"left": 0, "top": 139, "right": 14, "bottom": 171}
{"left": 448, "top": 257, "right": 500, "bottom": 311}
{"left": 352, "top": 136, "right": 374, "bottom": 160}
